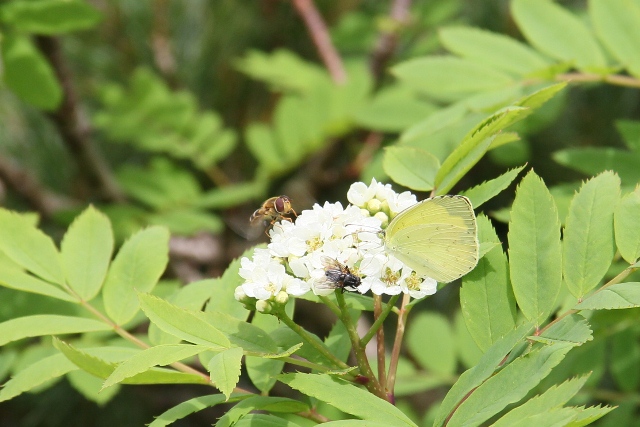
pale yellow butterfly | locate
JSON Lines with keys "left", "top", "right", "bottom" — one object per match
{"left": 383, "top": 195, "right": 479, "bottom": 283}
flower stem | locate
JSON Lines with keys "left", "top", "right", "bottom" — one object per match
{"left": 275, "top": 307, "right": 351, "bottom": 371}
{"left": 335, "top": 291, "right": 389, "bottom": 401}
{"left": 386, "top": 293, "right": 411, "bottom": 395}
{"left": 362, "top": 294, "right": 400, "bottom": 345}
{"left": 374, "top": 295, "right": 387, "bottom": 390}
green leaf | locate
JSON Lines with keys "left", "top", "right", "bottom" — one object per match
{"left": 67, "top": 370, "right": 119, "bottom": 406}
{"left": 116, "top": 159, "right": 202, "bottom": 210}
{"left": 0, "top": 315, "right": 111, "bottom": 346}
{"left": 208, "top": 347, "right": 243, "bottom": 400}
{"left": 0, "top": 266, "right": 76, "bottom": 302}
{"left": 454, "top": 311, "right": 483, "bottom": 369}
{"left": 406, "top": 313, "right": 455, "bottom": 376}
{"left": 448, "top": 343, "right": 573, "bottom": 426}
{"left": 615, "top": 119, "right": 640, "bottom": 151}
{"left": 382, "top": 146, "right": 440, "bottom": 191}
{"left": 435, "top": 107, "right": 528, "bottom": 194}
{"left": 439, "top": 26, "right": 550, "bottom": 76}
{"left": 461, "top": 215, "right": 516, "bottom": 351}
{"left": 102, "top": 226, "right": 170, "bottom": 325}
{"left": 235, "top": 49, "right": 325, "bottom": 93}
{"left": 278, "top": 373, "right": 418, "bottom": 427}
{"left": 392, "top": 57, "right": 514, "bottom": 97}
{"left": 0, "top": 0, "right": 102, "bottom": 34}
{"left": 54, "top": 340, "right": 207, "bottom": 385}
{"left": 320, "top": 422, "right": 391, "bottom": 427}
{"left": 138, "top": 293, "right": 230, "bottom": 348}
{"left": 0, "top": 354, "right": 76, "bottom": 402}
{"left": 0, "top": 208, "right": 64, "bottom": 285}
{"left": 262, "top": 343, "right": 304, "bottom": 359}
{"left": 205, "top": 247, "right": 260, "bottom": 321}
{"left": 0, "top": 33, "right": 62, "bottom": 110}
{"left": 202, "top": 311, "right": 277, "bottom": 353}
{"left": 246, "top": 312, "right": 286, "bottom": 393}
{"left": 233, "top": 414, "right": 303, "bottom": 427}
{"left": 491, "top": 375, "right": 589, "bottom": 427}
{"left": 196, "top": 182, "right": 265, "bottom": 209}
{"left": 512, "top": 0, "right": 607, "bottom": 71}
{"left": 245, "top": 124, "right": 284, "bottom": 173}
{"left": 566, "top": 405, "right": 616, "bottom": 427}
{"left": 216, "top": 395, "right": 310, "bottom": 427}
{"left": 148, "top": 394, "right": 248, "bottom": 427}
{"left": 103, "top": 344, "right": 209, "bottom": 389}
{"left": 532, "top": 314, "right": 593, "bottom": 346}
{"left": 553, "top": 147, "right": 640, "bottom": 185}
{"left": 401, "top": 104, "right": 467, "bottom": 144}
{"left": 615, "top": 189, "right": 640, "bottom": 263}
{"left": 574, "top": 282, "right": 640, "bottom": 310}
{"left": 508, "top": 171, "right": 562, "bottom": 325}
{"left": 355, "top": 85, "right": 438, "bottom": 132}
{"left": 611, "top": 328, "right": 640, "bottom": 391}
{"left": 590, "top": 0, "right": 640, "bottom": 78}
{"left": 493, "top": 408, "right": 578, "bottom": 427}
{"left": 563, "top": 172, "right": 620, "bottom": 298}
{"left": 325, "top": 314, "right": 353, "bottom": 363}
{"left": 433, "top": 322, "right": 534, "bottom": 427}
{"left": 149, "top": 279, "right": 215, "bottom": 346}
{"left": 61, "top": 206, "right": 114, "bottom": 301}
{"left": 462, "top": 165, "right": 525, "bottom": 209}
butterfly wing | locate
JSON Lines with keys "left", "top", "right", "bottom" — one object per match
{"left": 385, "top": 195, "right": 478, "bottom": 283}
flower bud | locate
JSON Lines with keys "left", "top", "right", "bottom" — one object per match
{"left": 374, "top": 211, "right": 389, "bottom": 228}
{"left": 275, "top": 291, "right": 289, "bottom": 304}
{"left": 256, "top": 300, "right": 270, "bottom": 313}
{"left": 367, "top": 198, "right": 382, "bottom": 213}
{"left": 234, "top": 286, "right": 247, "bottom": 301}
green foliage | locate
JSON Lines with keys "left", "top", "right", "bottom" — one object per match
{"left": 0, "top": 33, "right": 63, "bottom": 110}
{"left": 5, "top": 0, "right": 640, "bottom": 425}
{"left": 461, "top": 215, "right": 516, "bottom": 351}
{"left": 95, "top": 68, "right": 237, "bottom": 172}
{"left": 508, "top": 171, "right": 563, "bottom": 325}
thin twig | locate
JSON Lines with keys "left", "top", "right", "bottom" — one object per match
{"left": 335, "top": 291, "right": 389, "bottom": 401}
{"left": 386, "top": 293, "right": 411, "bottom": 395}
{"left": 151, "top": 0, "right": 178, "bottom": 88}
{"left": 34, "top": 36, "right": 125, "bottom": 202}
{"left": 362, "top": 294, "right": 399, "bottom": 345}
{"left": 291, "top": 0, "right": 347, "bottom": 85}
{"left": 538, "top": 265, "right": 638, "bottom": 335}
{"left": 374, "top": 295, "right": 387, "bottom": 390}
{"left": 370, "top": 0, "right": 412, "bottom": 83}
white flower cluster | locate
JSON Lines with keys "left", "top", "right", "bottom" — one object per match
{"left": 236, "top": 179, "right": 438, "bottom": 306}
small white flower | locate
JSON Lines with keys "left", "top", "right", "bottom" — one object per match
{"left": 402, "top": 276, "right": 437, "bottom": 299}
{"left": 347, "top": 181, "right": 373, "bottom": 207}
{"left": 238, "top": 180, "right": 441, "bottom": 302}
{"left": 391, "top": 191, "right": 418, "bottom": 214}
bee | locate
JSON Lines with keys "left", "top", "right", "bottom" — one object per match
{"left": 250, "top": 195, "right": 297, "bottom": 232}
{"left": 315, "top": 257, "right": 362, "bottom": 293}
